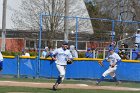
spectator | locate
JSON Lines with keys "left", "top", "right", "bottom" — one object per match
{"left": 135, "top": 51, "right": 140, "bottom": 60}
{"left": 134, "top": 30, "right": 140, "bottom": 49}
{"left": 109, "top": 41, "right": 116, "bottom": 49}
{"left": 118, "top": 43, "right": 129, "bottom": 59}
{"left": 41, "top": 46, "right": 50, "bottom": 58}
{"left": 70, "top": 45, "right": 78, "bottom": 58}
{"left": 22, "top": 49, "right": 30, "bottom": 57}
{"left": 132, "top": 45, "right": 139, "bottom": 60}
{"left": 85, "top": 48, "right": 93, "bottom": 58}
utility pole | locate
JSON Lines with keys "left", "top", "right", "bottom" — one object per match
{"left": 1, "top": 0, "right": 7, "bottom": 51}
{"left": 64, "top": 0, "right": 69, "bottom": 42}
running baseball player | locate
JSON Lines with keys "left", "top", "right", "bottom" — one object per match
{"left": 51, "top": 41, "right": 73, "bottom": 90}
{"left": 96, "top": 48, "right": 121, "bottom": 85}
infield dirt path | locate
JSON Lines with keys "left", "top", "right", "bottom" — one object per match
{"left": 0, "top": 81, "right": 140, "bottom": 91}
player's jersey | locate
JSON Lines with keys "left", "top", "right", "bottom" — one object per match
{"left": 106, "top": 52, "right": 121, "bottom": 66}
{"left": 0, "top": 52, "right": 3, "bottom": 62}
{"left": 52, "top": 47, "right": 72, "bottom": 65}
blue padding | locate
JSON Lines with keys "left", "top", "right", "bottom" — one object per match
{"left": 66, "top": 60, "right": 106, "bottom": 79}
{"left": 2, "top": 57, "right": 140, "bottom": 82}
{"left": 117, "top": 62, "right": 140, "bottom": 81}
{"left": 19, "top": 58, "right": 37, "bottom": 77}
{"left": 2, "top": 58, "right": 17, "bottom": 75}
{"left": 132, "top": 51, "right": 138, "bottom": 60}
{"left": 39, "top": 60, "right": 58, "bottom": 78}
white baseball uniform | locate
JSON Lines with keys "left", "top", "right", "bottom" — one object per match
{"left": 0, "top": 52, "right": 3, "bottom": 62}
{"left": 103, "top": 52, "right": 121, "bottom": 77}
{"left": 52, "top": 47, "right": 72, "bottom": 80}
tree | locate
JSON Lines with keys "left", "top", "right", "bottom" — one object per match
{"left": 85, "top": 1, "right": 112, "bottom": 42}
{"left": 12, "top": 0, "right": 65, "bottom": 48}
{"left": 87, "top": 0, "right": 140, "bottom": 43}
{"left": 12, "top": 0, "right": 94, "bottom": 48}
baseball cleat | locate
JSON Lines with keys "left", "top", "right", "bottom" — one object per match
{"left": 52, "top": 85, "right": 57, "bottom": 90}
{"left": 96, "top": 82, "right": 100, "bottom": 85}
{"left": 116, "top": 81, "right": 121, "bottom": 85}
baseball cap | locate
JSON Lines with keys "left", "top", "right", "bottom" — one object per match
{"left": 109, "top": 48, "right": 114, "bottom": 51}
{"left": 135, "top": 44, "right": 138, "bottom": 47}
{"left": 45, "top": 46, "right": 48, "bottom": 49}
{"left": 87, "top": 48, "right": 91, "bottom": 51}
{"left": 111, "top": 41, "right": 116, "bottom": 45}
{"left": 63, "top": 41, "right": 68, "bottom": 45}
{"left": 121, "top": 43, "right": 125, "bottom": 46}
{"left": 70, "top": 45, "right": 75, "bottom": 50}
{"left": 137, "top": 29, "right": 140, "bottom": 31}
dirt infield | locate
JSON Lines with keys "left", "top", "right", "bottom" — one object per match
{"left": 0, "top": 81, "right": 140, "bottom": 91}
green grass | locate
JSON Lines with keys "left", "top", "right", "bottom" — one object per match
{"left": 0, "top": 77, "right": 140, "bottom": 93}
{"left": 0, "top": 86, "right": 139, "bottom": 93}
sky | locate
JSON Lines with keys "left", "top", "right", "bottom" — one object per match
{"left": 0, "top": 0, "right": 21, "bottom": 29}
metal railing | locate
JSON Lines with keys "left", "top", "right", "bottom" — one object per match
{"left": 94, "top": 47, "right": 140, "bottom": 60}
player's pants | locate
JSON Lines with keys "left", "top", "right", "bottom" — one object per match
{"left": 102, "top": 65, "right": 117, "bottom": 77}
{"left": 56, "top": 64, "right": 66, "bottom": 81}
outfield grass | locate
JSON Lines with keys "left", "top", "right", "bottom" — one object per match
{"left": 0, "top": 77, "right": 140, "bottom": 93}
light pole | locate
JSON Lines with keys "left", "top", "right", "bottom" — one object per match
{"left": 64, "top": 0, "right": 69, "bottom": 42}
{"left": 1, "top": 0, "right": 7, "bottom": 51}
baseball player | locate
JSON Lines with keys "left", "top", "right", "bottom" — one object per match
{"left": 51, "top": 41, "right": 73, "bottom": 90}
{"left": 96, "top": 48, "right": 121, "bottom": 85}
{"left": 0, "top": 51, "right": 3, "bottom": 71}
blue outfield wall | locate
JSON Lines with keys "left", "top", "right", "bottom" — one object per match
{"left": 19, "top": 58, "right": 37, "bottom": 77}
{"left": 2, "top": 57, "right": 18, "bottom": 75}
{"left": 39, "top": 60, "right": 59, "bottom": 78}
{"left": 2, "top": 56, "right": 140, "bottom": 82}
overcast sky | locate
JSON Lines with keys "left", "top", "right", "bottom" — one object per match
{"left": 0, "top": 0, "right": 21, "bottom": 29}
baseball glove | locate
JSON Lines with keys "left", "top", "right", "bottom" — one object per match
{"left": 98, "top": 60, "right": 103, "bottom": 67}
{"left": 67, "top": 59, "right": 73, "bottom": 64}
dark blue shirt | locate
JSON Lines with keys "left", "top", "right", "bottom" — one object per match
{"left": 85, "top": 52, "right": 93, "bottom": 58}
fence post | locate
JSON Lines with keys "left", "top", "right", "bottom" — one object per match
{"left": 96, "top": 50, "right": 98, "bottom": 58}
{"left": 103, "top": 48, "right": 106, "bottom": 59}
{"left": 17, "top": 55, "right": 20, "bottom": 78}
{"left": 36, "top": 56, "right": 40, "bottom": 78}
{"left": 111, "top": 20, "right": 115, "bottom": 41}
{"left": 93, "top": 50, "right": 96, "bottom": 58}
{"left": 130, "top": 48, "right": 132, "bottom": 60}
{"left": 75, "top": 17, "right": 78, "bottom": 50}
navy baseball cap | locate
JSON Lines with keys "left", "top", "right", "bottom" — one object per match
{"left": 109, "top": 48, "right": 114, "bottom": 51}
{"left": 63, "top": 41, "right": 68, "bottom": 45}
